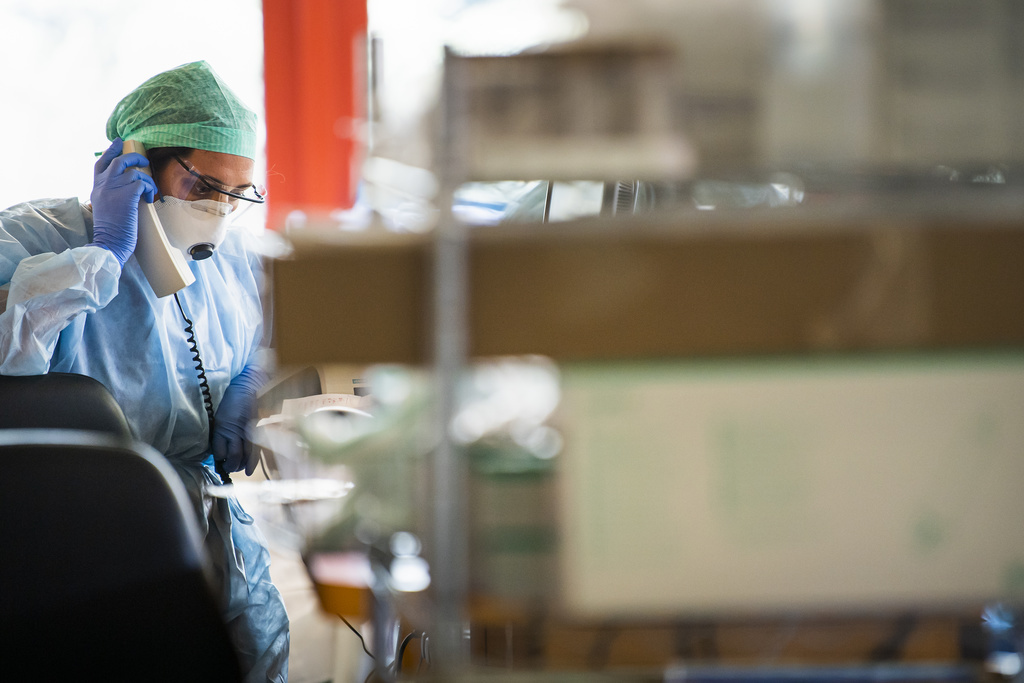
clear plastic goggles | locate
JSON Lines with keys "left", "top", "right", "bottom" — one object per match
{"left": 172, "top": 155, "right": 267, "bottom": 206}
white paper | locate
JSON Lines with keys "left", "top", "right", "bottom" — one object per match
{"left": 281, "top": 393, "right": 373, "bottom": 418}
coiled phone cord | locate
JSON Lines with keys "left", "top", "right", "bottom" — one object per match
{"left": 174, "top": 292, "right": 231, "bottom": 485}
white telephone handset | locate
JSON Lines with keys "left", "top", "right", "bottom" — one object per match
{"left": 122, "top": 139, "right": 195, "bottom": 297}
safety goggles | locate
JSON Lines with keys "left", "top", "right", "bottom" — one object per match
{"left": 172, "top": 155, "right": 267, "bottom": 205}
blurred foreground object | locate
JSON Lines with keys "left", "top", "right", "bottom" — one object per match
{"left": 442, "top": 45, "right": 696, "bottom": 182}
{"left": 269, "top": 1, "right": 1024, "bottom": 678}
{"left": 273, "top": 211, "right": 1024, "bottom": 366}
{"left": 263, "top": 0, "right": 368, "bottom": 228}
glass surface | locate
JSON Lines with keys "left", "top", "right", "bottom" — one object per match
{"left": 172, "top": 155, "right": 266, "bottom": 205}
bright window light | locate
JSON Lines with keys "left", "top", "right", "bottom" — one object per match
{"left": 0, "top": 0, "right": 265, "bottom": 213}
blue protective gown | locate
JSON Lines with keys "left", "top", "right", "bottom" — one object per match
{"left": 0, "top": 197, "right": 289, "bottom": 682}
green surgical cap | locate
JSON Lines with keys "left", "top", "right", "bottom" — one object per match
{"left": 106, "top": 61, "right": 258, "bottom": 160}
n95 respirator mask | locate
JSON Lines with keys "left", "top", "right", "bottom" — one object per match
{"left": 153, "top": 196, "right": 233, "bottom": 261}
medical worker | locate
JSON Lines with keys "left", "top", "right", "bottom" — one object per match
{"left": 0, "top": 61, "right": 288, "bottom": 682}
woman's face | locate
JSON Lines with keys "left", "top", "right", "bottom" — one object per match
{"left": 154, "top": 149, "right": 256, "bottom": 209}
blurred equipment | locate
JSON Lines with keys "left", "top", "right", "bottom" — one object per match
{"left": 272, "top": 0, "right": 1024, "bottom": 679}
{"left": 250, "top": 365, "right": 437, "bottom": 681}
{"left": 566, "top": 0, "right": 1024, "bottom": 172}
{"left": 443, "top": 44, "right": 696, "bottom": 182}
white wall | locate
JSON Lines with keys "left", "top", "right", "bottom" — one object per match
{"left": 0, "top": 0, "right": 265, "bottom": 211}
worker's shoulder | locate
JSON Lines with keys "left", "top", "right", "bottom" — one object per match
{"left": 1, "top": 196, "right": 86, "bottom": 228}
{"left": 0, "top": 197, "right": 89, "bottom": 252}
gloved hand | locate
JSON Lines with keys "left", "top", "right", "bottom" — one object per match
{"left": 89, "top": 137, "right": 158, "bottom": 267}
{"left": 213, "top": 364, "right": 269, "bottom": 476}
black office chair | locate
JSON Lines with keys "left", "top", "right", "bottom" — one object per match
{"left": 0, "top": 374, "right": 242, "bottom": 681}
{"left": 0, "top": 371, "right": 133, "bottom": 435}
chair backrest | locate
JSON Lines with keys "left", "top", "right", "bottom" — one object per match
{"left": 0, "top": 372, "right": 133, "bottom": 436}
{"left": 0, "top": 430, "right": 242, "bottom": 681}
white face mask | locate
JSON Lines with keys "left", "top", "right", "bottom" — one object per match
{"left": 153, "top": 196, "right": 234, "bottom": 260}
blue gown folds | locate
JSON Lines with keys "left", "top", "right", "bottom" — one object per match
{"left": 0, "top": 197, "right": 289, "bottom": 682}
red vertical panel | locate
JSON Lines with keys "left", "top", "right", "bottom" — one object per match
{"left": 262, "top": 0, "right": 299, "bottom": 227}
{"left": 263, "top": 0, "right": 367, "bottom": 229}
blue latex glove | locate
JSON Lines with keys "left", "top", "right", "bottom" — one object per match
{"left": 89, "top": 137, "right": 158, "bottom": 267}
{"left": 213, "top": 364, "right": 268, "bottom": 476}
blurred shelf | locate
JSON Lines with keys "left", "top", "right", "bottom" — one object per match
{"left": 273, "top": 211, "right": 1024, "bottom": 366}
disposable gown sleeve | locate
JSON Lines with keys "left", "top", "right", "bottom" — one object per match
{"left": 237, "top": 245, "right": 276, "bottom": 386}
{"left": 0, "top": 246, "right": 121, "bottom": 375}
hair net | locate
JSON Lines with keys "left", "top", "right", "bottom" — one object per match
{"left": 106, "top": 61, "right": 258, "bottom": 160}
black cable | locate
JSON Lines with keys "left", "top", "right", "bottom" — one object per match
{"left": 675, "top": 620, "right": 720, "bottom": 662}
{"left": 339, "top": 614, "right": 376, "bottom": 661}
{"left": 869, "top": 613, "right": 917, "bottom": 661}
{"left": 174, "top": 292, "right": 230, "bottom": 485}
{"left": 394, "top": 631, "right": 422, "bottom": 675}
{"left": 542, "top": 180, "right": 554, "bottom": 222}
{"left": 586, "top": 620, "right": 620, "bottom": 670}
